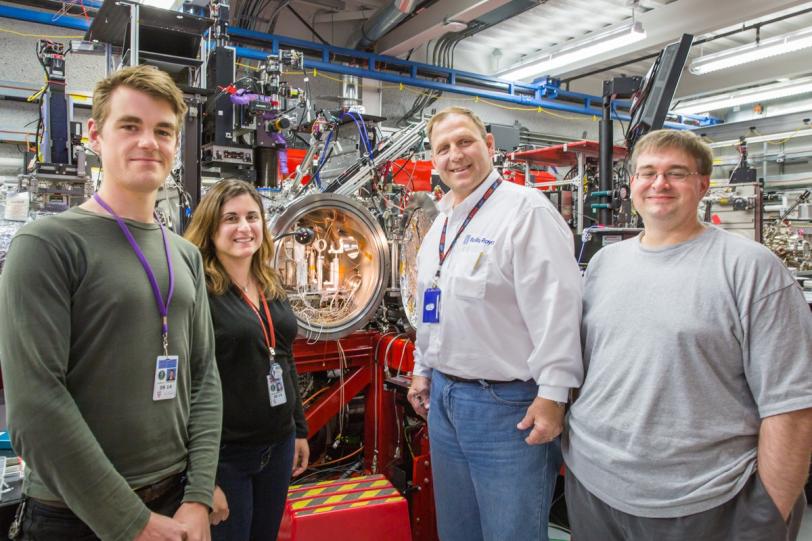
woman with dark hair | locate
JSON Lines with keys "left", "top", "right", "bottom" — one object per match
{"left": 185, "top": 179, "right": 309, "bottom": 540}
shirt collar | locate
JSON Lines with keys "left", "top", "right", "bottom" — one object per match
{"left": 438, "top": 168, "right": 500, "bottom": 218}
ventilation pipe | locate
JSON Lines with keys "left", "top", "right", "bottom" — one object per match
{"left": 350, "top": 0, "right": 418, "bottom": 49}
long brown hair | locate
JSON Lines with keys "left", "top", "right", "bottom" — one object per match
{"left": 185, "top": 179, "right": 286, "bottom": 299}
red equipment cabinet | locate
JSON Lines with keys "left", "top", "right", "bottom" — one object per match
{"left": 293, "top": 332, "right": 438, "bottom": 541}
{"left": 279, "top": 474, "right": 412, "bottom": 541}
{"left": 285, "top": 149, "right": 433, "bottom": 193}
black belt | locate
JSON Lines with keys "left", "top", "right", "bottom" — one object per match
{"left": 134, "top": 472, "right": 185, "bottom": 503}
{"left": 30, "top": 472, "right": 184, "bottom": 509}
{"left": 441, "top": 372, "right": 524, "bottom": 385}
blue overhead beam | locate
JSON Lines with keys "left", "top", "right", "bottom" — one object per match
{"left": 230, "top": 27, "right": 621, "bottom": 119}
{"left": 0, "top": 4, "right": 90, "bottom": 31}
{"left": 0, "top": 4, "right": 719, "bottom": 128}
{"left": 234, "top": 44, "right": 618, "bottom": 120}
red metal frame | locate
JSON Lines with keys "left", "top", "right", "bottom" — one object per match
{"left": 285, "top": 149, "right": 433, "bottom": 193}
{"left": 293, "top": 331, "right": 377, "bottom": 373}
{"left": 410, "top": 426, "right": 436, "bottom": 541}
{"left": 303, "top": 364, "right": 371, "bottom": 438}
{"left": 293, "top": 331, "right": 438, "bottom": 541}
{"left": 508, "top": 140, "right": 628, "bottom": 167}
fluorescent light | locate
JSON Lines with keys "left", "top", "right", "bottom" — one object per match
{"left": 760, "top": 98, "right": 812, "bottom": 117}
{"left": 690, "top": 27, "right": 812, "bottom": 75}
{"left": 499, "top": 21, "right": 646, "bottom": 81}
{"left": 707, "top": 128, "right": 812, "bottom": 148}
{"left": 672, "top": 77, "right": 812, "bottom": 115}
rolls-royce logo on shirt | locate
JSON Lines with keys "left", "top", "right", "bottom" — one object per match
{"left": 463, "top": 234, "right": 495, "bottom": 246}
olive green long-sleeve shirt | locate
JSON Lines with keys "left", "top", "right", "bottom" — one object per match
{"left": 0, "top": 207, "right": 222, "bottom": 541}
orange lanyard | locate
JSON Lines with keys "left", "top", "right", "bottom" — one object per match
{"left": 238, "top": 287, "right": 277, "bottom": 361}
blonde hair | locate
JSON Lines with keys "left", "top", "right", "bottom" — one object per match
{"left": 629, "top": 129, "right": 714, "bottom": 176}
{"left": 426, "top": 106, "right": 488, "bottom": 144}
{"left": 92, "top": 64, "right": 188, "bottom": 134}
{"left": 184, "top": 179, "right": 286, "bottom": 299}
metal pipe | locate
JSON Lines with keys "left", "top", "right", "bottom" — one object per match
{"left": 129, "top": 2, "right": 139, "bottom": 66}
{"left": 532, "top": 180, "right": 578, "bottom": 188}
{"left": 599, "top": 91, "right": 612, "bottom": 226}
{"left": 577, "top": 151, "right": 585, "bottom": 234}
{"left": 351, "top": 0, "right": 417, "bottom": 49}
{"left": 389, "top": 239, "right": 399, "bottom": 290}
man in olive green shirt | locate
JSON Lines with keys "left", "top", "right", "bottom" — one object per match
{"left": 0, "top": 66, "right": 222, "bottom": 540}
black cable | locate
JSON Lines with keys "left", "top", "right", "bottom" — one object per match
{"left": 389, "top": 150, "right": 416, "bottom": 178}
{"left": 250, "top": 0, "right": 268, "bottom": 29}
{"left": 286, "top": 5, "right": 331, "bottom": 45}
{"left": 450, "top": 36, "right": 462, "bottom": 68}
{"left": 236, "top": 0, "right": 253, "bottom": 29}
{"left": 266, "top": 0, "right": 288, "bottom": 32}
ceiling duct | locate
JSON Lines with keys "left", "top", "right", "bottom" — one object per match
{"left": 350, "top": 0, "right": 418, "bottom": 49}
{"left": 376, "top": 0, "right": 539, "bottom": 57}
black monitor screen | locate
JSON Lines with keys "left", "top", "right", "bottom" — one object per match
{"left": 626, "top": 34, "right": 694, "bottom": 150}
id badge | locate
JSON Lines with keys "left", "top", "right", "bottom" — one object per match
{"left": 153, "top": 355, "right": 179, "bottom": 401}
{"left": 267, "top": 362, "right": 287, "bottom": 407}
{"left": 422, "top": 287, "right": 441, "bottom": 324}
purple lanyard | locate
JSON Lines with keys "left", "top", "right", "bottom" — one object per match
{"left": 93, "top": 193, "right": 175, "bottom": 355}
{"left": 436, "top": 178, "right": 501, "bottom": 280}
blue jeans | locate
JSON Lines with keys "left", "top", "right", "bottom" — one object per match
{"left": 428, "top": 371, "right": 562, "bottom": 541}
{"left": 211, "top": 434, "right": 295, "bottom": 541}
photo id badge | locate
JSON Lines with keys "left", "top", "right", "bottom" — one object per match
{"left": 267, "top": 362, "right": 287, "bottom": 407}
{"left": 422, "top": 287, "right": 441, "bottom": 324}
{"left": 153, "top": 355, "right": 179, "bottom": 401}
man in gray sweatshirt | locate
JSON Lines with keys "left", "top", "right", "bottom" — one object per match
{"left": 564, "top": 129, "right": 812, "bottom": 540}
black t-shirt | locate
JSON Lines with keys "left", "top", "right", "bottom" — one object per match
{"left": 208, "top": 286, "right": 307, "bottom": 445}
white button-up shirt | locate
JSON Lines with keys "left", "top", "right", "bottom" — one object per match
{"left": 412, "top": 169, "right": 583, "bottom": 402}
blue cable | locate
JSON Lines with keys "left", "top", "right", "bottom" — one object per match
{"left": 341, "top": 112, "right": 373, "bottom": 157}
{"left": 354, "top": 112, "right": 373, "bottom": 158}
{"left": 313, "top": 130, "right": 332, "bottom": 189}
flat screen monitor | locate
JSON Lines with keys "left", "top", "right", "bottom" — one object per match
{"left": 626, "top": 34, "right": 694, "bottom": 150}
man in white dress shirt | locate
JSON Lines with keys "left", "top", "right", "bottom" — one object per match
{"left": 407, "top": 106, "right": 583, "bottom": 541}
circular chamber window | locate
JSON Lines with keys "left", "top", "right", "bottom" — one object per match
{"left": 271, "top": 194, "right": 390, "bottom": 341}
{"left": 397, "top": 194, "right": 438, "bottom": 331}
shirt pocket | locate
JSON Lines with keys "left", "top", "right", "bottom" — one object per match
{"left": 451, "top": 251, "right": 489, "bottom": 299}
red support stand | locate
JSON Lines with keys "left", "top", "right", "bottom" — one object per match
{"left": 293, "top": 331, "right": 438, "bottom": 541}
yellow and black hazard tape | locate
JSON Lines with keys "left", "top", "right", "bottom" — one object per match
{"left": 289, "top": 477, "right": 392, "bottom": 500}
{"left": 290, "top": 487, "right": 401, "bottom": 511}
{"left": 290, "top": 474, "right": 386, "bottom": 491}
{"left": 294, "top": 496, "right": 404, "bottom": 517}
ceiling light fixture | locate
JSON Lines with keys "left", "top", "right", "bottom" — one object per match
{"left": 690, "top": 27, "right": 812, "bottom": 75}
{"left": 707, "top": 128, "right": 812, "bottom": 148}
{"left": 672, "top": 77, "right": 812, "bottom": 115}
{"left": 499, "top": 21, "right": 647, "bottom": 81}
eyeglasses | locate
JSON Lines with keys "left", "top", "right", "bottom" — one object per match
{"left": 634, "top": 170, "right": 701, "bottom": 183}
